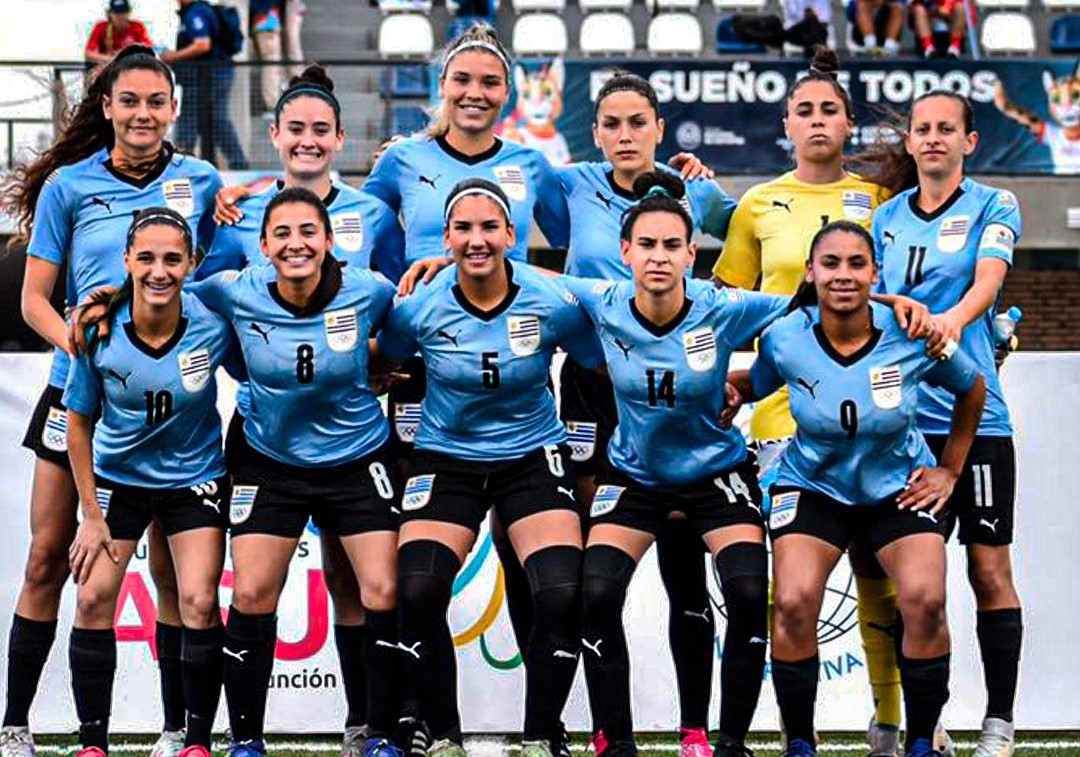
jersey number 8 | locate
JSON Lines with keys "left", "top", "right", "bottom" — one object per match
{"left": 297, "top": 344, "right": 315, "bottom": 384}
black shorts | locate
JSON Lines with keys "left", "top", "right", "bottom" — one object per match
{"left": 925, "top": 434, "right": 1016, "bottom": 546}
{"left": 768, "top": 486, "right": 948, "bottom": 553}
{"left": 387, "top": 356, "right": 426, "bottom": 461}
{"left": 96, "top": 474, "right": 230, "bottom": 541}
{"left": 21, "top": 385, "right": 72, "bottom": 469}
{"left": 228, "top": 442, "right": 402, "bottom": 538}
{"left": 224, "top": 410, "right": 249, "bottom": 473}
{"left": 401, "top": 444, "right": 579, "bottom": 531}
{"left": 558, "top": 357, "right": 618, "bottom": 476}
{"left": 590, "top": 457, "right": 764, "bottom": 537}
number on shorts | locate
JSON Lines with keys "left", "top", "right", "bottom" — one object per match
{"left": 296, "top": 343, "right": 315, "bottom": 384}
{"left": 544, "top": 446, "right": 565, "bottom": 477}
{"left": 714, "top": 470, "right": 751, "bottom": 504}
{"left": 839, "top": 399, "right": 858, "bottom": 440}
{"left": 144, "top": 390, "right": 173, "bottom": 426}
{"left": 369, "top": 462, "right": 395, "bottom": 500}
{"left": 972, "top": 463, "right": 993, "bottom": 509}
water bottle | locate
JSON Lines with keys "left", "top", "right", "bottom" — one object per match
{"left": 993, "top": 306, "right": 1023, "bottom": 344}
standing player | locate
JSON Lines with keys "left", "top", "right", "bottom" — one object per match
{"left": 1, "top": 47, "right": 221, "bottom": 757}
{"left": 730, "top": 221, "right": 986, "bottom": 757}
{"left": 197, "top": 65, "right": 406, "bottom": 757}
{"left": 377, "top": 179, "right": 602, "bottom": 757}
{"left": 712, "top": 48, "right": 915, "bottom": 757}
{"left": 864, "top": 91, "right": 1024, "bottom": 757}
{"left": 63, "top": 209, "right": 237, "bottom": 757}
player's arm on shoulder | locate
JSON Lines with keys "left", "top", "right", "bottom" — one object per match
{"left": 195, "top": 222, "right": 245, "bottom": 281}
{"left": 553, "top": 287, "right": 603, "bottom": 369}
{"left": 742, "top": 327, "right": 784, "bottom": 402}
{"left": 695, "top": 179, "right": 737, "bottom": 242}
{"left": 375, "top": 296, "right": 420, "bottom": 362}
{"left": 533, "top": 155, "right": 571, "bottom": 249}
{"left": 712, "top": 195, "right": 760, "bottom": 288}
{"left": 369, "top": 198, "right": 407, "bottom": 284}
{"left": 186, "top": 270, "right": 241, "bottom": 316}
{"left": 932, "top": 257, "right": 1009, "bottom": 347}
{"left": 720, "top": 288, "right": 791, "bottom": 348}
{"left": 362, "top": 143, "right": 404, "bottom": 209}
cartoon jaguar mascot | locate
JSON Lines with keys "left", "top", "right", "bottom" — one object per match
{"left": 499, "top": 59, "right": 571, "bottom": 165}
{"left": 994, "top": 61, "right": 1080, "bottom": 174}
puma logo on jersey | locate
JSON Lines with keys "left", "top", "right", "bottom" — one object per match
{"left": 582, "top": 638, "right": 603, "bottom": 658}
{"left": 249, "top": 322, "right": 275, "bottom": 344}
{"left": 883, "top": 230, "right": 897, "bottom": 245}
{"left": 796, "top": 377, "right": 820, "bottom": 398}
{"left": 980, "top": 518, "right": 1000, "bottom": 534}
{"left": 91, "top": 196, "right": 115, "bottom": 213}
{"left": 201, "top": 498, "right": 221, "bottom": 513}
{"left": 771, "top": 198, "right": 793, "bottom": 213}
{"left": 917, "top": 510, "right": 937, "bottom": 523}
{"left": 436, "top": 328, "right": 461, "bottom": 346}
{"left": 595, "top": 191, "right": 613, "bottom": 210}
{"left": 613, "top": 337, "right": 632, "bottom": 360}
{"left": 418, "top": 174, "right": 440, "bottom": 189}
{"left": 108, "top": 369, "right": 131, "bottom": 389}
{"left": 223, "top": 647, "right": 249, "bottom": 662}
{"left": 556, "top": 486, "right": 575, "bottom": 501}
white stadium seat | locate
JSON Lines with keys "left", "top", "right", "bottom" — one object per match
{"left": 646, "top": 0, "right": 701, "bottom": 11}
{"left": 647, "top": 13, "right": 704, "bottom": 55}
{"left": 711, "top": 0, "right": 767, "bottom": 8}
{"left": 580, "top": 0, "right": 633, "bottom": 11}
{"left": 1043, "top": 0, "right": 1080, "bottom": 9}
{"left": 580, "top": 12, "right": 636, "bottom": 55}
{"left": 377, "top": 0, "right": 434, "bottom": 13}
{"left": 980, "top": 12, "right": 1037, "bottom": 54}
{"left": 512, "top": 0, "right": 567, "bottom": 12}
{"left": 378, "top": 14, "right": 435, "bottom": 57}
{"left": 512, "top": 13, "right": 569, "bottom": 55}
{"left": 975, "top": 0, "right": 1029, "bottom": 8}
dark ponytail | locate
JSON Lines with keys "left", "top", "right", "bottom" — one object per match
{"left": 275, "top": 63, "right": 342, "bottom": 131}
{"left": 786, "top": 220, "right": 876, "bottom": 315}
{"left": 619, "top": 171, "right": 693, "bottom": 242}
{"left": 787, "top": 46, "right": 854, "bottom": 123}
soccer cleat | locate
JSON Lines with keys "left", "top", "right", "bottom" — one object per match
{"left": 177, "top": 747, "right": 212, "bottom": 757}
{"left": 226, "top": 740, "right": 267, "bottom": 757}
{"left": 971, "top": 717, "right": 1015, "bottom": 757}
{"left": 712, "top": 733, "right": 754, "bottom": 757}
{"left": 589, "top": 732, "right": 609, "bottom": 757}
{"left": 74, "top": 749, "right": 108, "bottom": 757}
{"left": 932, "top": 723, "right": 954, "bottom": 757}
{"left": 866, "top": 717, "right": 900, "bottom": 757}
{"left": 341, "top": 726, "right": 371, "bottom": 757}
{"left": 424, "top": 740, "right": 465, "bottom": 757}
{"left": 396, "top": 718, "right": 430, "bottom": 757}
{"left": 678, "top": 728, "right": 713, "bottom": 757}
{"left": 520, "top": 740, "right": 554, "bottom": 757}
{"left": 902, "top": 738, "right": 942, "bottom": 757}
{"left": 362, "top": 738, "right": 404, "bottom": 757}
{"left": 150, "top": 731, "right": 186, "bottom": 757}
{"left": 0, "top": 727, "right": 36, "bottom": 757}
{"left": 553, "top": 724, "right": 571, "bottom": 757}
{"left": 780, "top": 740, "right": 816, "bottom": 757}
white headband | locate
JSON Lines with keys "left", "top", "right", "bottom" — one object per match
{"left": 442, "top": 40, "right": 510, "bottom": 76}
{"left": 444, "top": 188, "right": 512, "bottom": 224}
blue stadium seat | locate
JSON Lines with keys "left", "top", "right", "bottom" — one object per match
{"left": 449, "top": 14, "right": 496, "bottom": 40}
{"left": 715, "top": 14, "right": 766, "bottom": 53}
{"left": 390, "top": 104, "right": 430, "bottom": 136}
{"left": 381, "top": 65, "right": 430, "bottom": 98}
{"left": 1050, "top": 14, "right": 1080, "bottom": 53}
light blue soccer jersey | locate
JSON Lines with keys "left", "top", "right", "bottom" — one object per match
{"left": 567, "top": 278, "right": 789, "bottom": 487}
{"left": 751, "top": 302, "right": 980, "bottom": 505}
{"left": 362, "top": 135, "right": 571, "bottom": 264}
{"left": 62, "top": 292, "right": 235, "bottom": 487}
{"left": 28, "top": 147, "right": 222, "bottom": 388}
{"left": 378, "top": 261, "right": 602, "bottom": 461}
{"left": 191, "top": 264, "right": 395, "bottom": 466}
{"left": 873, "top": 178, "right": 1020, "bottom": 436}
{"left": 560, "top": 162, "right": 737, "bottom": 280}
{"left": 197, "top": 180, "right": 406, "bottom": 282}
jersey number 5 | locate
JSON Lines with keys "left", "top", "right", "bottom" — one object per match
{"left": 646, "top": 369, "right": 676, "bottom": 408}
{"left": 482, "top": 351, "right": 501, "bottom": 389}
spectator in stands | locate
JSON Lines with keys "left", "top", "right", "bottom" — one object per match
{"left": 283, "top": 0, "right": 306, "bottom": 78}
{"left": 848, "top": 0, "right": 904, "bottom": 56}
{"left": 910, "top": 0, "right": 968, "bottom": 57}
{"left": 732, "top": 0, "right": 829, "bottom": 57}
{"left": 163, "top": 0, "right": 250, "bottom": 169}
{"left": 250, "top": 0, "right": 284, "bottom": 113}
{"left": 84, "top": 0, "right": 154, "bottom": 67}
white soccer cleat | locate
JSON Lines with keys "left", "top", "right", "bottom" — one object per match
{"left": 971, "top": 717, "right": 1015, "bottom": 757}
{"left": 866, "top": 717, "right": 900, "bottom": 757}
{"left": 932, "top": 722, "right": 955, "bottom": 757}
{"left": 149, "top": 729, "right": 186, "bottom": 757}
{"left": 0, "top": 726, "right": 36, "bottom": 757}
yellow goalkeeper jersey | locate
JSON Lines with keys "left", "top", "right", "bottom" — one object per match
{"left": 713, "top": 171, "right": 889, "bottom": 441}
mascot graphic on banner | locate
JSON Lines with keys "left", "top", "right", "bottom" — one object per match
{"left": 994, "top": 61, "right": 1080, "bottom": 175}
{"left": 498, "top": 59, "right": 572, "bottom": 166}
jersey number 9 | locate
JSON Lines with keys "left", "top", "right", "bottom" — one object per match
{"left": 839, "top": 399, "right": 858, "bottom": 440}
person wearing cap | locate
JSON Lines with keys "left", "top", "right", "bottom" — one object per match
{"left": 84, "top": 0, "right": 154, "bottom": 67}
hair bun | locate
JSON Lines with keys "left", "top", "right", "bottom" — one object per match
{"left": 631, "top": 170, "right": 685, "bottom": 202}
{"left": 289, "top": 63, "right": 334, "bottom": 93}
{"left": 808, "top": 46, "right": 840, "bottom": 77}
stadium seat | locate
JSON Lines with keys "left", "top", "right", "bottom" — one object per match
{"left": 580, "top": 12, "right": 637, "bottom": 54}
{"left": 512, "top": 13, "right": 569, "bottom": 55}
{"left": 378, "top": 14, "right": 436, "bottom": 57}
{"left": 715, "top": 15, "right": 766, "bottom": 52}
{"left": 975, "top": 0, "right": 1028, "bottom": 8}
{"left": 1050, "top": 13, "right": 1080, "bottom": 52}
{"left": 381, "top": 64, "right": 430, "bottom": 98}
{"left": 980, "top": 12, "right": 1037, "bottom": 53}
{"left": 647, "top": 13, "right": 704, "bottom": 54}
{"left": 377, "top": 0, "right": 434, "bottom": 13}
{"left": 711, "top": 0, "right": 768, "bottom": 10}
{"left": 1043, "top": 0, "right": 1080, "bottom": 9}
{"left": 513, "top": 0, "right": 566, "bottom": 11}
{"left": 390, "top": 104, "right": 430, "bottom": 136}
{"left": 646, "top": 0, "right": 701, "bottom": 11}
{"left": 579, "top": 0, "right": 633, "bottom": 11}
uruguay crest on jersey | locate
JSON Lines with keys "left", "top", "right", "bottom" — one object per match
{"left": 508, "top": 315, "right": 542, "bottom": 356}
{"left": 402, "top": 474, "right": 435, "bottom": 511}
{"left": 42, "top": 406, "right": 68, "bottom": 452}
{"left": 493, "top": 165, "right": 527, "bottom": 201}
{"left": 566, "top": 421, "right": 598, "bottom": 462}
{"left": 230, "top": 485, "right": 258, "bottom": 524}
{"left": 179, "top": 348, "right": 211, "bottom": 392}
{"left": 331, "top": 212, "right": 364, "bottom": 253}
{"left": 324, "top": 307, "right": 359, "bottom": 352}
{"left": 870, "top": 364, "right": 903, "bottom": 409}
{"left": 769, "top": 491, "right": 799, "bottom": 530}
{"left": 394, "top": 403, "right": 422, "bottom": 443}
{"left": 590, "top": 484, "right": 625, "bottom": 517}
{"left": 162, "top": 179, "right": 195, "bottom": 215}
{"left": 842, "top": 190, "right": 873, "bottom": 221}
{"left": 937, "top": 216, "right": 970, "bottom": 253}
{"left": 683, "top": 327, "right": 717, "bottom": 372}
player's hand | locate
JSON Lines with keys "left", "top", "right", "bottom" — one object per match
{"left": 719, "top": 381, "right": 742, "bottom": 429}
{"left": 887, "top": 295, "right": 933, "bottom": 339}
{"left": 369, "top": 369, "right": 410, "bottom": 396}
{"left": 372, "top": 135, "right": 405, "bottom": 164}
{"left": 69, "top": 513, "right": 119, "bottom": 584}
{"left": 926, "top": 310, "right": 965, "bottom": 360}
{"left": 397, "top": 256, "right": 453, "bottom": 296}
{"left": 896, "top": 465, "right": 956, "bottom": 516}
{"left": 215, "top": 185, "right": 251, "bottom": 226}
{"left": 668, "top": 152, "right": 715, "bottom": 181}
{"left": 68, "top": 287, "right": 119, "bottom": 356}
{"left": 994, "top": 334, "right": 1018, "bottom": 370}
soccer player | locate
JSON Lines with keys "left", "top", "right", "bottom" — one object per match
{"left": 710, "top": 48, "right": 909, "bottom": 757}
{"left": 197, "top": 65, "right": 406, "bottom": 757}
{"left": 729, "top": 220, "right": 986, "bottom": 757}
{"left": 377, "top": 179, "right": 602, "bottom": 757}
{"left": 1, "top": 47, "right": 221, "bottom": 757}
{"left": 864, "top": 91, "right": 1024, "bottom": 757}
{"left": 63, "top": 209, "right": 238, "bottom": 757}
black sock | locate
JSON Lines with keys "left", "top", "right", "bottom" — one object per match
{"left": 901, "top": 654, "right": 950, "bottom": 750}
{"left": 182, "top": 626, "right": 224, "bottom": 748}
{"left": 222, "top": 608, "right": 277, "bottom": 743}
{"left": 70, "top": 627, "right": 117, "bottom": 751}
{"left": 771, "top": 656, "right": 818, "bottom": 747}
{"left": 493, "top": 523, "right": 534, "bottom": 658}
{"left": 363, "top": 609, "right": 406, "bottom": 738}
{"left": 657, "top": 522, "right": 713, "bottom": 731}
{"left": 715, "top": 543, "right": 768, "bottom": 743}
{"left": 3, "top": 615, "right": 57, "bottom": 727}
{"left": 156, "top": 622, "right": 186, "bottom": 733}
{"left": 977, "top": 608, "right": 1022, "bottom": 722}
{"left": 335, "top": 624, "right": 368, "bottom": 729}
